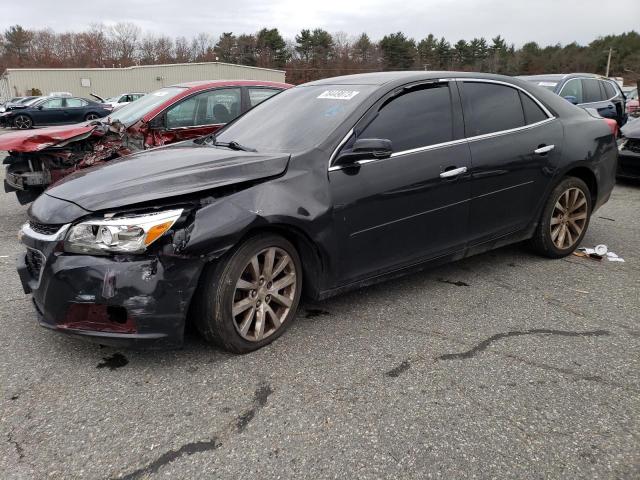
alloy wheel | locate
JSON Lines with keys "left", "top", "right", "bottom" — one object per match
{"left": 550, "top": 187, "right": 588, "bottom": 249}
{"left": 86, "top": 113, "right": 99, "bottom": 121}
{"left": 14, "top": 115, "right": 31, "bottom": 129}
{"left": 232, "top": 247, "right": 297, "bottom": 342}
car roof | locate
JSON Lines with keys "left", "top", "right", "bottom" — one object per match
{"left": 304, "top": 71, "right": 539, "bottom": 87}
{"left": 521, "top": 73, "right": 608, "bottom": 81}
{"left": 171, "top": 80, "right": 292, "bottom": 91}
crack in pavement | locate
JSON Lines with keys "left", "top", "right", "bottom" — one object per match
{"left": 7, "top": 429, "right": 25, "bottom": 461}
{"left": 114, "top": 381, "right": 273, "bottom": 480}
{"left": 438, "top": 329, "right": 610, "bottom": 361}
{"left": 386, "top": 360, "right": 411, "bottom": 377}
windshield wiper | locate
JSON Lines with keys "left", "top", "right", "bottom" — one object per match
{"left": 214, "top": 140, "right": 256, "bottom": 152}
{"left": 197, "top": 133, "right": 256, "bottom": 152}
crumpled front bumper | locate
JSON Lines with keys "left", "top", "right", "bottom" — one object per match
{"left": 18, "top": 226, "right": 205, "bottom": 349}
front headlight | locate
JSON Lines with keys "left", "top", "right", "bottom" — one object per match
{"left": 64, "top": 209, "right": 183, "bottom": 254}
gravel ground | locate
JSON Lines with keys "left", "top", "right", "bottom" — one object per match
{"left": 0, "top": 133, "right": 638, "bottom": 479}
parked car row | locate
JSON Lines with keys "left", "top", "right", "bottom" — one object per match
{"left": 14, "top": 71, "right": 619, "bottom": 353}
{"left": 1, "top": 81, "right": 290, "bottom": 203}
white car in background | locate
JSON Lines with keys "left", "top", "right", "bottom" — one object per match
{"left": 91, "top": 92, "right": 146, "bottom": 110}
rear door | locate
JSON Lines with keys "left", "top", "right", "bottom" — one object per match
{"left": 329, "top": 81, "right": 472, "bottom": 282}
{"left": 150, "top": 87, "right": 242, "bottom": 146}
{"left": 63, "top": 98, "right": 89, "bottom": 122}
{"left": 460, "top": 80, "right": 563, "bottom": 245}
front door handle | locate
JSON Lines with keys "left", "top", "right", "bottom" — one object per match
{"left": 439, "top": 166, "right": 467, "bottom": 178}
{"left": 534, "top": 144, "right": 555, "bottom": 155}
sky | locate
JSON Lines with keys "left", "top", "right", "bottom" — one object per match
{"left": 1, "top": 0, "right": 639, "bottom": 46}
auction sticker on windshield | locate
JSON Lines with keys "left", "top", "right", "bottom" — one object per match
{"left": 317, "top": 90, "right": 360, "bottom": 100}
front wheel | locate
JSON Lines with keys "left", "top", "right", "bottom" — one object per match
{"left": 194, "top": 234, "right": 302, "bottom": 353}
{"left": 13, "top": 114, "right": 32, "bottom": 129}
{"left": 85, "top": 113, "right": 99, "bottom": 121}
{"left": 530, "top": 177, "right": 592, "bottom": 258}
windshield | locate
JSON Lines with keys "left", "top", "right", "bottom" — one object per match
{"left": 216, "top": 85, "right": 377, "bottom": 152}
{"left": 22, "top": 97, "right": 40, "bottom": 106}
{"left": 106, "top": 96, "right": 119, "bottom": 102}
{"left": 108, "top": 87, "right": 185, "bottom": 126}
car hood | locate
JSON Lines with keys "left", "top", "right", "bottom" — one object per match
{"left": 43, "top": 141, "right": 290, "bottom": 212}
{"left": 621, "top": 116, "right": 640, "bottom": 138}
{"left": 0, "top": 123, "right": 98, "bottom": 152}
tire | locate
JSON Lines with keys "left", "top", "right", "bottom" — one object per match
{"left": 85, "top": 113, "right": 99, "bottom": 121}
{"left": 193, "top": 234, "right": 303, "bottom": 353}
{"left": 530, "top": 176, "right": 592, "bottom": 258}
{"left": 13, "top": 114, "right": 32, "bottom": 129}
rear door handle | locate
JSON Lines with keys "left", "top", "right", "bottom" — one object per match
{"left": 439, "top": 166, "right": 467, "bottom": 178}
{"left": 534, "top": 144, "right": 555, "bottom": 155}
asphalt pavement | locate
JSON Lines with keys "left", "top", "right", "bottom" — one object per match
{"left": 0, "top": 136, "right": 638, "bottom": 479}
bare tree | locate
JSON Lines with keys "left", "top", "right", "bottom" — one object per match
{"left": 110, "top": 22, "right": 140, "bottom": 66}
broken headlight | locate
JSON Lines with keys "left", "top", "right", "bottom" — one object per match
{"left": 64, "top": 209, "right": 183, "bottom": 254}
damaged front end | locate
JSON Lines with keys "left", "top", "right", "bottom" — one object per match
{"left": 18, "top": 202, "right": 206, "bottom": 348}
{"left": 17, "top": 143, "right": 292, "bottom": 348}
{"left": 3, "top": 120, "right": 142, "bottom": 204}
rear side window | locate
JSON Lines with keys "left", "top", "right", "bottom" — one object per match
{"left": 463, "top": 82, "right": 525, "bottom": 136}
{"left": 65, "top": 98, "right": 87, "bottom": 107}
{"left": 359, "top": 84, "right": 453, "bottom": 152}
{"left": 582, "top": 79, "right": 604, "bottom": 103}
{"left": 519, "top": 92, "right": 548, "bottom": 125}
{"left": 559, "top": 79, "right": 583, "bottom": 104}
{"left": 602, "top": 81, "right": 616, "bottom": 99}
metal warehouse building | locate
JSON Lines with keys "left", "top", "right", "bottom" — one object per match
{"left": 0, "top": 62, "right": 286, "bottom": 101}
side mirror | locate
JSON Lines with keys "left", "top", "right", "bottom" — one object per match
{"left": 335, "top": 138, "right": 393, "bottom": 166}
{"left": 563, "top": 95, "right": 579, "bottom": 105}
{"left": 37, "top": 105, "right": 44, "bottom": 110}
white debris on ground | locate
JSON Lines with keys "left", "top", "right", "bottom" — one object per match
{"left": 575, "top": 244, "right": 625, "bottom": 262}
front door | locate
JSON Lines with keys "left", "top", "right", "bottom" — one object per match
{"left": 329, "top": 81, "right": 472, "bottom": 283}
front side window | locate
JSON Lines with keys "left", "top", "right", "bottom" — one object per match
{"left": 463, "top": 82, "right": 525, "bottom": 136}
{"left": 248, "top": 88, "right": 281, "bottom": 107}
{"left": 358, "top": 84, "right": 453, "bottom": 152}
{"left": 582, "top": 79, "right": 604, "bottom": 103}
{"left": 65, "top": 98, "right": 87, "bottom": 108}
{"left": 41, "top": 98, "right": 64, "bottom": 109}
{"left": 165, "top": 88, "right": 241, "bottom": 129}
{"left": 559, "top": 79, "right": 584, "bottom": 104}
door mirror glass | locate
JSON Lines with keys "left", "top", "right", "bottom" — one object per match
{"left": 563, "top": 95, "right": 578, "bottom": 105}
{"left": 336, "top": 138, "right": 393, "bottom": 165}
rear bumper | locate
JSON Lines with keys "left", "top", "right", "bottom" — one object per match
{"left": 18, "top": 235, "right": 205, "bottom": 349}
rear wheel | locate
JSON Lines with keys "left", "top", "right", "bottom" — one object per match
{"left": 194, "top": 234, "right": 302, "bottom": 353}
{"left": 530, "top": 176, "right": 592, "bottom": 258}
{"left": 13, "top": 114, "right": 32, "bottom": 129}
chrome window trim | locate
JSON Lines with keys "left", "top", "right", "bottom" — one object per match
{"left": 328, "top": 77, "right": 556, "bottom": 172}
{"left": 21, "top": 222, "right": 70, "bottom": 242}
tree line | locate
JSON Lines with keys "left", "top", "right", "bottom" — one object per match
{"left": 1, "top": 23, "right": 639, "bottom": 84}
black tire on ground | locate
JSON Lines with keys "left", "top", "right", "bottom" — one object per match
{"left": 530, "top": 176, "right": 592, "bottom": 258}
{"left": 85, "top": 113, "right": 99, "bottom": 121}
{"left": 15, "top": 189, "right": 43, "bottom": 205}
{"left": 193, "top": 234, "right": 303, "bottom": 353}
{"left": 13, "top": 114, "right": 32, "bottom": 129}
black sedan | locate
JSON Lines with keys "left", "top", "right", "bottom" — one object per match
{"left": 19, "top": 72, "right": 617, "bottom": 352}
{"left": 3, "top": 96, "right": 112, "bottom": 129}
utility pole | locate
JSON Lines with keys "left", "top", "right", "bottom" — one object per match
{"left": 605, "top": 47, "right": 613, "bottom": 77}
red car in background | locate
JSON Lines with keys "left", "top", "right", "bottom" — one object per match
{"left": 2, "top": 80, "right": 291, "bottom": 203}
